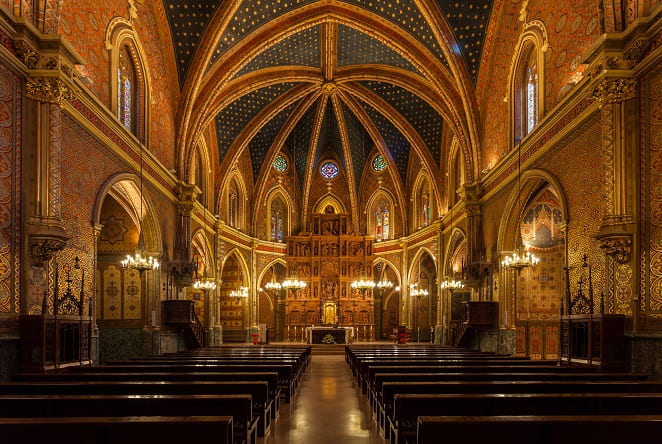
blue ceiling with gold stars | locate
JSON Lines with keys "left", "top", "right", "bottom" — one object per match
{"left": 358, "top": 100, "right": 411, "bottom": 183}
{"left": 340, "top": 101, "right": 371, "bottom": 191}
{"left": 214, "top": 82, "right": 297, "bottom": 163}
{"left": 163, "top": 0, "right": 223, "bottom": 86}
{"left": 286, "top": 98, "right": 318, "bottom": 187}
{"left": 232, "top": 26, "right": 321, "bottom": 80}
{"left": 185, "top": 0, "right": 498, "bottom": 195}
{"left": 206, "top": 0, "right": 318, "bottom": 71}
{"left": 435, "top": 0, "right": 494, "bottom": 83}
{"left": 247, "top": 100, "right": 301, "bottom": 182}
{"left": 359, "top": 81, "right": 443, "bottom": 162}
{"left": 337, "top": 24, "right": 422, "bottom": 76}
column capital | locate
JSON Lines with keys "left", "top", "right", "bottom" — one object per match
{"left": 590, "top": 78, "right": 636, "bottom": 107}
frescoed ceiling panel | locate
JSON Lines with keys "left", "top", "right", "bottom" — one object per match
{"left": 340, "top": 100, "right": 371, "bottom": 192}
{"left": 233, "top": 26, "right": 321, "bottom": 79}
{"left": 247, "top": 100, "right": 301, "bottom": 183}
{"left": 163, "top": 0, "right": 223, "bottom": 86}
{"left": 337, "top": 24, "right": 422, "bottom": 76}
{"left": 214, "top": 82, "right": 298, "bottom": 165}
{"left": 207, "top": 0, "right": 319, "bottom": 71}
{"left": 359, "top": 81, "right": 443, "bottom": 162}
{"left": 286, "top": 97, "right": 319, "bottom": 187}
{"left": 435, "top": 0, "right": 494, "bottom": 83}
{"left": 358, "top": 99, "right": 411, "bottom": 183}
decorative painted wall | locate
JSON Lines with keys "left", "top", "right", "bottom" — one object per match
{"left": 0, "top": 64, "right": 20, "bottom": 315}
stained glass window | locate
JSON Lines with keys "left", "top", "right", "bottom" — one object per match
{"left": 372, "top": 154, "right": 386, "bottom": 172}
{"left": 526, "top": 55, "right": 538, "bottom": 134}
{"left": 320, "top": 162, "right": 339, "bottom": 179}
{"left": 117, "top": 45, "right": 136, "bottom": 134}
{"left": 375, "top": 201, "right": 390, "bottom": 241}
{"left": 273, "top": 154, "right": 287, "bottom": 172}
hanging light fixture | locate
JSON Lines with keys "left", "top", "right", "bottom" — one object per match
{"left": 265, "top": 243, "right": 282, "bottom": 291}
{"left": 501, "top": 140, "right": 539, "bottom": 270}
{"left": 351, "top": 265, "right": 375, "bottom": 293}
{"left": 376, "top": 279, "right": 394, "bottom": 290}
{"left": 122, "top": 144, "right": 159, "bottom": 274}
{"left": 229, "top": 286, "right": 249, "bottom": 298}
{"left": 439, "top": 201, "right": 464, "bottom": 291}
{"left": 281, "top": 266, "right": 306, "bottom": 290}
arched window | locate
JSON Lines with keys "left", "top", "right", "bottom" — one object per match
{"left": 117, "top": 44, "right": 137, "bottom": 133}
{"left": 228, "top": 180, "right": 239, "bottom": 229}
{"left": 375, "top": 201, "right": 390, "bottom": 241}
{"left": 270, "top": 197, "right": 286, "bottom": 242}
{"left": 422, "top": 192, "right": 431, "bottom": 228}
{"left": 510, "top": 21, "right": 547, "bottom": 147}
{"left": 106, "top": 18, "right": 149, "bottom": 144}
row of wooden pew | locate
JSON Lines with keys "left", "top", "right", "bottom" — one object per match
{"left": 0, "top": 345, "right": 311, "bottom": 443}
{"left": 346, "top": 344, "right": 662, "bottom": 444}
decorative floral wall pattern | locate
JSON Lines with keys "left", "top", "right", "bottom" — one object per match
{"left": 0, "top": 64, "right": 20, "bottom": 314}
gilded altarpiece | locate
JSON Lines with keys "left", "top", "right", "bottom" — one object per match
{"left": 284, "top": 214, "right": 374, "bottom": 336}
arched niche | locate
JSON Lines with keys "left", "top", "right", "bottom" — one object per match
{"left": 264, "top": 187, "right": 293, "bottom": 241}
{"left": 407, "top": 249, "right": 438, "bottom": 342}
{"left": 313, "top": 194, "right": 346, "bottom": 215}
{"left": 93, "top": 174, "right": 162, "bottom": 361}
{"left": 218, "top": 249, "right": 250, "bottom": 341}
{"left": 373, "top": 259, "right": 402, "bottom": 339}
{"left": 366, "top": 189, "right": 396, "bottom": 241}
{"left": 497, "top": 169, "right": 568, "bottom": 359}
{"left": 220, "top": 171, "right": 247, "bottom": 232}
{"left": 412, "top": 171, "right": 436, "bottom": 231}
{"left": 187, "top": 140, "right": 212, "bottom": 208}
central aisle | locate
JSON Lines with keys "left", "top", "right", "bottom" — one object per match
{"left": 267, "top": 354, "right": 385, "bottom": 443}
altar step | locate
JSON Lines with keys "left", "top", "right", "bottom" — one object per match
{"left": 310, "top": 344, "right": 346, "bottom": 355}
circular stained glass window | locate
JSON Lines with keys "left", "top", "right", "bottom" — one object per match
{"left": 273, "top": 154, "right": 287, "bottom": 172}
{"left": 320, "top": 161, "right": 339, "bottom": 179}
{"left": 372, "top": 154, "right": 387, "bottom": 172}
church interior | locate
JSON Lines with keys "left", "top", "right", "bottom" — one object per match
{"left": 1, "top": 0, "right": 662, "bottom": 441}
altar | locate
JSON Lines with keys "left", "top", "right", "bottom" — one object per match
{"left": 305, "top": 326, "right": 354, "bottom": 344}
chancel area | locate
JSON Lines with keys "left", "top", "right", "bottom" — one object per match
{"left": 1, "top": 0, "right": 662, "bottom": 441}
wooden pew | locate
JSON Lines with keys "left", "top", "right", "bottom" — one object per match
{"left": 0, "top": 416, "right": 233, "bottom": 444}
{"left": 17, "top": 371, "right": 281, "bottom": 420}
{"left": 393, "top": 393, "right": 662, "bottom": 444}
{"left": 379, "top": 380, "right": 662, "bottom": 439}
{"left": 370, "top": 371, "right": 648, "bottom": 419}
{"left": 0, "top": 380, "right": 271, "bottom": 438}
{"left": 88, "top": 362, "right": 298, "bottom": 401}
{"left": 0, "top": 395, "right": 248, "bottom": 444}
{"left": 417, "top": 415, "right": 662, "bottom": 444}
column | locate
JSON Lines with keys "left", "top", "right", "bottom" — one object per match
{"left": 591, "top": 77, "right": 638, "bottom": 325}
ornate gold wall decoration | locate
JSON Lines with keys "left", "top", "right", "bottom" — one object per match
{"left": 590, "top": 78, "right": 636, "bottom": 107}
{"left": 598, "top": 237, "right": 632, "bottom": 264}
{"left": 25, "top": 77, "right": 75, "bottom": 105}
{"left": 13, "top": 41, "right": 40, "bottom": 69}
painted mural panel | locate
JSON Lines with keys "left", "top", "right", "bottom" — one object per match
{"left": 102, "top": 265, "right": 122, "bottom": 320}
{"left": 122, "top": 268, "right": 141, "bottom": 320}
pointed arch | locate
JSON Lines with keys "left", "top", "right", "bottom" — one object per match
{"left": 105, "top": 17, "right": 151, "bottom": 145}
{"left": 93, "top": 173, "right": 162, "bottom": 254}
{"left": 222, "top": 248, "right": 250, "bottom": 286}
{"left": 444, "top": 227, "right": 467, "bottom": 276}
{"left": 191, "top": 229, "right": 214, "bottom": 276}
{"left": 366, "top": 189, "right": 396, "bottom": 241}
{"left": 497, "top": 169, "right": 569, "bottom": 253}
{"left": 219, "top": 169, "right": 248, "bottom": 231}
{"left": 257, "top": 257, "right": 287, "bottom": 287}
{"left": 373, "top": 257, "right": 402, "bottom": 287}
{"left": 507, "top": 20, "right": 548, "bottom": 147}
{"left": 313, "top": 194, "right": 346, "bottom": 214}
{"left": 407, "top": 247, "right": 438, "bottom": 284}
{"left": 187, "top": 138, "right": 212, "bottom": 208}
{"left": 264, "top": 186, "right": 294, "bottom": 241}
{"left": 412, "top": 170, "right": 436, "bottom": 232}
{"left": 447, "top": 137, "right": 464, "bottom": 207}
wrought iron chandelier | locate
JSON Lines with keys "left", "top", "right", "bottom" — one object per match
{"left": 376, "top": 279, "right": 394, "bottom": 290}
{"left": 409, "top": 282, "right": 429, "bottom": 297}
{"left": 351, "top": 266, "right": 375, "bottom": 292}
{"left": 121, "top": 144, "right": 159, "bottom": 274}
{"left": 265, "top": 244, "right": 282, "bottom": 291}
{"left": 229, "top": 286, "right": 249, "bottom": 298}
{"left": 440, "top": 198, "right": 463, "bottom": 291}
{"left": 501, "top": 140, "right": 538, "bottom": 271}
{"left": 193, "top": 278, "right": 217, "bottom": 291}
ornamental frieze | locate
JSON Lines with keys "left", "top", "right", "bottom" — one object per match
{"left": 590, "top": 78, "right": 636, "bottom": 107}
{"left": 25, "top": 77, "right": 75, "bottom": 105}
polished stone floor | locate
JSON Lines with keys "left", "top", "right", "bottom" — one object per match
{"left": 264, "top": 354, "right": 386, "bottom": 444}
